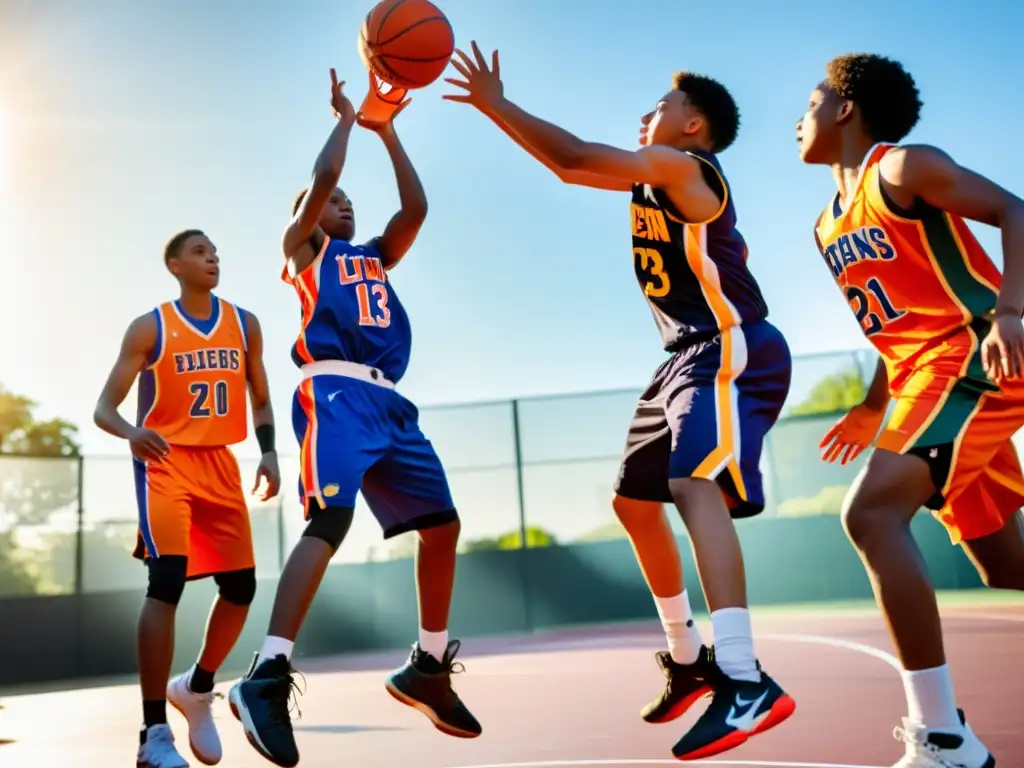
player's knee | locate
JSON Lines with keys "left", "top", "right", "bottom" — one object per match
{"left": 214, "top": 567, "right": 257, "bottom": 606}
{"left": 302, "top": 504, "right": 355, "bottom": 553}
{"left": 145, "top": 555, "right": 188, "bottom": 606}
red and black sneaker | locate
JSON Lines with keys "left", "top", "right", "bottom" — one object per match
{"left": 641, "top": 646, "right": 718, "bottom": 724}
{"left": 671, "top": 664, "right": 795, "bottom": 761}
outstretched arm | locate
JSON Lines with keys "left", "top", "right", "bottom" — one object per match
{"left": 445, "top": 44, "right": 692, "bottom": 190}
{"left": 283, "top": 70, "right": 357, "bottom": 268}
{"left": 244, "top": 312, "right": 281, "bottom": 501}
{"left": 369, "top": 125, "right": 427, "bottom": 269}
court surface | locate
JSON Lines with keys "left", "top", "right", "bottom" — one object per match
{"left": 0, "top": 596, "right": 1020, "bottom": 767}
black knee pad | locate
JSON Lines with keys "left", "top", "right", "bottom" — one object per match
{"left": 214, "top": 567, "right": 257, "bottom": 606}
{"left": 145, "top": 555, "right": 188, "bottom": 605}
{"left": 302, "top": 504, "right": 355, "bottom": 553}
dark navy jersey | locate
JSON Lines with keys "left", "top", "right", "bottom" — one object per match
{"left": 283, "top": 237, "right": 412, "bottom": 383}
{"left": 630, "top": 150, "right": 769, "bottom": 351}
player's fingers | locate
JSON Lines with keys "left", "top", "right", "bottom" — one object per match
{"left": 1012, "top": 341, "right": 1024, "bottom": 379}
{"left": 819, "top": 424, "right": 841, "bottom": 448}
{"left": 821, "top": 440, "right": 840, "bottom": 463}
{"left": 452, "top": 48, "right": 475, "bottom": 72}
{"left": 330, "top": 68, "right": 338, "bottom": 89}
{"left": 470, "top": 40, "right": 487, "bottom": 70}
{"left": 441, "top": 95, "right": 472, "bottom": 103}
{"left": 449, "top": 59, "right": 472, "bottom": 79}
{"left": 492, "top": 49, "right": 500, "bottom": 78}
{"left": 847, "top": 443, "right": 865, "bottom": 464}
{"left": 997, "top": 338, "right": 1012, "bottom": 379}
{"left": 443, "top": 77, "right": 471, "bottom": 91}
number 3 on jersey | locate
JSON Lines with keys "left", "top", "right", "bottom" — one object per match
{"left": 634, "top": 247, "right": 671, "bottom": 298}
{"left": 356, "top": 283, "right": 391, "bottom": 328}
{"left": 846, "top": 277, "right": 905, "bottom": 336}
{"left": 190, "top": 381, "right": 229, "bottom": 418}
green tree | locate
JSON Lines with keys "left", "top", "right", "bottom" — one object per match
{"left": 788, "top": 368, "right": 867, "bottom": 417}
{"left": 461, "top": 526, "right": 558, "bottom": 552}
{"left": 0, "top": 384, "right": 82, "bottom": 596}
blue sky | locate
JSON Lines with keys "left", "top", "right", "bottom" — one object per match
{"left": 1, "top": 0, "right": 1022, "bottom": 459}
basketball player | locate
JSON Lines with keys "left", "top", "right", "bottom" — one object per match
{"left": 228, "top": 70, "right": 480, "bottom": 768}
{"left": 445, "top": 44, "right": 795, "bottom": 760}
{"left": 94, "top": 229, "right": 281, "bottom": 768}
{"left": 798, "top": 54, "right": 1024, "bottom": 767}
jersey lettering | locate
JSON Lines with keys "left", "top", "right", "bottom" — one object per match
{"left": 845, "top": 277, "right": 905, "bottom": 336}
{"left": 173, "top": 348, "right": 241, "bottom": 374}
{"left": 824, "top": 226, "right": 897, "bottom": 279}
{"left": 634, "top": 247, "right": 671, "bottom": 298}
{"left": 631, "top": 204, "right": 671, "bottom": 243}
{"left": 337, "top": 254, "right": 392, "bottom": 328}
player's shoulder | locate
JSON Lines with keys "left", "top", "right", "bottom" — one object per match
{"left": 878, "top": 144, "right": 955, "bottom": 185}
{"left": 123, "top": 309, "right": 161, "bottom": 352}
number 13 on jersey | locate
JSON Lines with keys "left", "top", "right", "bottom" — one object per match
{"left": 356, "top": 283, "right": 391, "bottom": 328}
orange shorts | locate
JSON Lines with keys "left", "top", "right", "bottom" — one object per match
{"left": 876, "top": 368, "right": 1024, "bottom": 544}
{"left": 133, "top": 445, "right": 254, "bottom": 578}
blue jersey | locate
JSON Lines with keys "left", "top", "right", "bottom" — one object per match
{"left": 283, "top": 237, "right": 413, "bottom": 383}
{"left": 630, "top": 150, "right": 769, "bottom": 351}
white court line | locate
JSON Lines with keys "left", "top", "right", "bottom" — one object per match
{"left": 446, "top": 762, "right": 882, "bottom": 768}
{"left": 760, "top": 633, "right": 901, "bottom": 670}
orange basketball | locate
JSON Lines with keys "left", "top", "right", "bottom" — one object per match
{"left": 358, "top": 0, "right": 454, "bottom": 90}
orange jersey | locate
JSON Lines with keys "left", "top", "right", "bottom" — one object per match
{"left": 138, "top": 297, "right": 249, "bottom": 447}
{"left": 815, "top": 143, "right": 1003, "bottom": 392}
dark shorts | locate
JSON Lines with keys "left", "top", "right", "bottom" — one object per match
{"left": 292, "top": 373, "right": 456, "bottom": 539}
{"left": 614, "top": 320, "right": 792, "bottom": 517}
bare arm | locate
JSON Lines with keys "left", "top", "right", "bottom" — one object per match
{"left": 94, "top": 313, "right": 158, "bottom": 439}
{"left": 881, "top": 145, "right": 1024, "bottom": 316}
{"left": 370, "top": 126, "right": 428, "bottom": 269}
{"left": 489, "top": 97, "right": 695, "bottom": 189}
{"left": 862, "top": 357, "right": 890, "bottom": 412}
{"left": 244, "top": 313, "right": 274, "bottom": 432}
{"left": 487, "top": 109, "right": 631, "bottom": 191}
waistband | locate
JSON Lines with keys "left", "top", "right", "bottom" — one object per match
{"left": 300, "top": 360, "right": 395, "bottom": 389}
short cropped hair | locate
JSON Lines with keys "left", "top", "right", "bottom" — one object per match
{"left": 164, "top": 229, "right": 204, "bottom": 265}
{"left": 825, "top": 54, "right": 922, "bottom": 143}
{"left": 672, "top": 72, "right": 741, "bottom": 153}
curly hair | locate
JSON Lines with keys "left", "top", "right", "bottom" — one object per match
{"left": 671, "top": 72, "right": 741, "bottom": 153}
{"left": 163, "top": 229, "right": 204, "bottom": 265}
{"left": 825, "top": 54, "right": 922, "bottom": 143}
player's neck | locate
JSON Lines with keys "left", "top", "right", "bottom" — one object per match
{"left": 177, "top": 290, "right": 215, "bottom": 320}
{"left": 830, "top": 133, "right": 877, "bottom": 207}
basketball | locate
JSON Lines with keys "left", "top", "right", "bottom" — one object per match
{"left": 358, "top": 0, "right": 454, "bottom": 90}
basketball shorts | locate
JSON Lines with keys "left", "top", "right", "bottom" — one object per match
{"left": 876, "top": 362, "right": 1024, "bottom": 544}
{"left": 292, "top": 361, "right": 457, "bottom": 539}
{"left": 615, "top": 320, "right": 792, "bottom": 517}
{"left": 133, "top": 444, "right": 254, "bottom": 579}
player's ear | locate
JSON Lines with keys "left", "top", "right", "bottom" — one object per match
{"left": 835, "top": 99, "right": 855, "bottom": 126}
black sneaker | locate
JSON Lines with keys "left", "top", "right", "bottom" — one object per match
{"left": 672, "top": 664, "right": 795, "bottom": 761}
{"left": 228, "top": 654, "right": 303, "bottom": 767}
{"left": 384, "top": 639, "right": 482, "bottom": 738}
{"left": 641, "top": 646, "right": 718, "bottom": 724}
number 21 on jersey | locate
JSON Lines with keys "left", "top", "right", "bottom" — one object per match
{"left": 846, "top": 277, "right": 905, "bottom": 336}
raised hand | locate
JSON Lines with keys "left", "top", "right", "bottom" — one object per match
{"left": 330, "top": 68, "right": 356, "bottom": 124}
{"left": 819, "top": 402, "right": 887, "bottom": 465}
{"left": 443, "top": 41, "right": 504, "bottom": 111}
{"left": 357, "top": 71, "right": 411, "bottom": 132}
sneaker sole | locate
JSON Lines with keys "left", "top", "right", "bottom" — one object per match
{"left": 384, "top": 681, "right": 482, "bottom": 739}
{"left": 674, "top": 693, "right": 797, "bottom": 761}
{"left": 167, "top": 692, "right": 221, "bottom": 766}
{"left": 227, "top": 686, "right": 299, "bottom": 768}
{"left": 642, "top": 685, "right": 713, "bottom": 724}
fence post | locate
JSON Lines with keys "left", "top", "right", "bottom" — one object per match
{"left": 276, "top": 495, "right": 286, "bottom": 573}
{"left": 74, "top": 454, "right": 85, "bottom": 595}
{"left": 510, "top": 398, "right": 533, "bottom": 631}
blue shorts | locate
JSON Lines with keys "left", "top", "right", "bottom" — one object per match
{"left": 292, "top": 373, "right": 457, "bottom": 539}
{"left": 614, "top": 320, "right": 792, "bottom": 517}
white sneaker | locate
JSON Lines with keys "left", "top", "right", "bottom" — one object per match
{"left": 892, "top": 717, "right": 994, "bottom": 768}
{"left": 167, "top": 667, "right": 222, "bottom": 765}
{"left": 137, "top": 724, "right": 189, "bottom": 768}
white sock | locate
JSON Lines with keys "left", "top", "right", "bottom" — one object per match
{"left": 419, "top": 628, "right": 448, "bottom": 662}
{"left": 710, "top": 607, "right": 759, "bottom": 682}
{"left": 653, "top": 591, "right": 702, "bottom": 665}
{"left": 257, "top": 636, "right": 294, "bottom": 664}
{"left": 902, "top": 665, "right": 961, "bottom": 730}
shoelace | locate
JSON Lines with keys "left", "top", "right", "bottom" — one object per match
{"left": 892, "top": 724, "right": 966, "bottom": 768}
{"left": 265, "top": 668, "right": 306, "bottom": 725}
{"left": 440, "top": 640, "right": 467, "bottom": 697}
